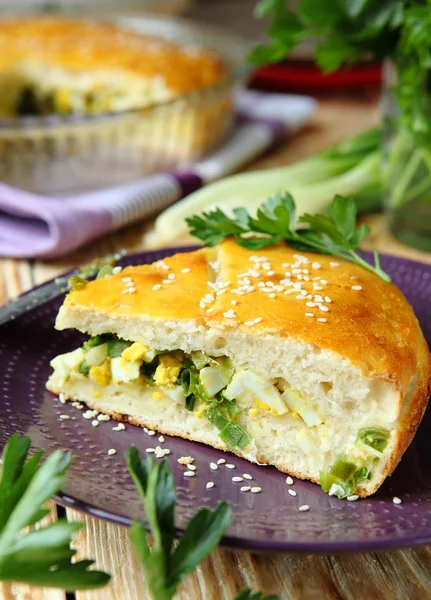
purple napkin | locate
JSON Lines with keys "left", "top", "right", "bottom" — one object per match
{"left": 0, "top": 90, "right": 316, "bottom": 259}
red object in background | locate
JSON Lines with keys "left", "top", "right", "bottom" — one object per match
{"left": 250, "top": 60, "right": 382, "bottom": 93}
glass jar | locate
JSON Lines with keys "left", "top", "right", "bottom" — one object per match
{"left": 383, "top": 60, "right": 431, "bottom": 251}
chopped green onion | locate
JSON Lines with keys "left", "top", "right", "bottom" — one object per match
{"left": 84, "top": 335, "right": 107, "bottom": 349}
{"left": 69, "top": 275, "right": 87, "bottom": 291}
{"left": 180, "top": 360, "right": 199, "bottom": 396}
{"left": 107, "top": 338, "right": 132, "bottom": 357}
{"left": 141, "top": 358, "right": 159, "bottom": 385}
{"left": 205, "top": 407, "right": 250, "bottom": 450}
{"left": 190, "top": 351, "right": 213, "bottom": 370}
{"left": 354, "top": 467, "right": 370, "bottom": 483}
{"left": 96, "top": 264, "right": 114, "bottom": 279}
{"left": 329, "top": 459, "right": 357, "bottom": 481}
{"left": 319, "top": 471, "right": 354, "bottom": 498}
{"left": 357, "top": 428, "right": 390, "bottom": 454}
{"left": 185, "top": 396, "right": 196, "bottom": 411}
{"left": 78, "top": 360, "right": 90, "bottom": 376}
{"left": 219, "top": 422, "right": 251, "bottom": 450}
{"left": 205, "top": 407, "right": 230, "bottom": 431}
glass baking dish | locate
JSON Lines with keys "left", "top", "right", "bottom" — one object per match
{"left": 0, "top": 15, "right": 249, "bottom": 194}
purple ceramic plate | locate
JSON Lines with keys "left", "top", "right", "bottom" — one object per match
{"left": 0, "top": 248, "right": 431, "bottom": 554}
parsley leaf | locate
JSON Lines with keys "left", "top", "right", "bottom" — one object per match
{"left": 126, "top": 447, "right": 232, "bottom": 600}
{"left": 186, "top": 193, "right": 391, "bottom": 282}
{"left": 0, "top": 434, "right": 110, "bottom": 590}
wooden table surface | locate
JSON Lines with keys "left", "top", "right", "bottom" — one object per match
{"left": 1, "top": 92, "right": 431, "bottom": 600}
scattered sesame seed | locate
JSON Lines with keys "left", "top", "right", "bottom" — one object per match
{"left": 254, "top": 317, "right": 262, "bottom": 324}
{"left": 92, "top": 420, "right": 99, "bottom": 427}
{"left": 148, "top": 431, "right": 156, "bottom": 436}
{"left": 217, "top": 458, "right": 226, "bottom": 465}
{"left": 184, "top": 471, "right": 195, "bottom": 477}
{"left": 120, "top": 289, "right": 129, "bottom": 295}
{"left": 59, "top": 393, "right": 66, "bottom": 404}
{"left": 168, "top": 273, "right": 176, "bottom": 280}
{"left": 313, "top": 285, "right": 323, "bottom": 291}
{"left": 155, "top": 451, "right": 165, "bottom": 458}
{"left": 158, "top": 435, "right": 165, "bottom": 443}
{"left": 306, "top": 302, "right": 316, "bottom": 307}
{"left": 122, "top": 277, "right": 132, "bottom": 283}
{"left": 226, "top": 464, "right": 236, "bottom": 469}
{"left": 324, "top": 296, "right": 332, "bottom": 303}
{"left": 210, "top": 462, "right": 218, "bottom": 471}
{"left": 152, "top": 284, "right": 161, "bottom": 291}
{"left": 317, "top": 318, "right": 327, "bottom": 323}
{"left": 319, "top": 305, "right": 329, "bottom": 312}
{"left": 330, "top": 262, "right": 340, "bottom": 267}
{"left": 181, "top": 268, "right": 191, "bottom": 273}
{"left": 298, "top": 505, "right": 310, "bottom": 512}
{"left": 163, "top": 449, "right": 171, "bottom": 456}
{"left": 300, "top": 290, "right": 308, "bottom": 296}
{"left": 251, "top": 486, "right": 262, "bottom": 493}
{"left": 288, "top": 489, "right": 297, "bottom": 497}
{"left": 128, "top": 287, "right": 136, "bottom": 294}
{"left": 107, "top": 449, "right": 116, "bottom": 456}
{"left": 296, "top": 295, "right": 306, "bottom": 301}
{"left": 231, "top": 300, "right": 237, "bottom": 305}
{"left": 258, "top": 282, "right": 265, "bottom": 288}
{"left": 305, "top": 313, "right": 314, "bottom": 318}
{"left": 117, "top": 423, "right": 126, "bottom": 430}
{"left": 223, "top": 309, "right": 236, "bottom": 319}
{"left": 240, "top": 486, "right": 251, "bottom": 492}
{"left": 232, "top": 476, "right": 243, "bottom": 482}
{"left": 98, "top": 414, "right": 111, "bottom": 422}
{"left": 206, "top": 482, "right": 215, "bottom": 489}
{"left": 146, "top": 448, "right": 155, "bottom": 453}
{"left": 312, "top": 262, "right": 321, "bottom": 269}
{"left": 352, "top": 285, "right": 363, "bottom": 291}
{"left": 320, "top": 279, "right": 328, "bottom": 285}
{"left": 347, "top": 495, "right": 359, "bottom": 502}
{"left": 59, "top": 414, "right": 70, "bottom": 420}
{"left": 162, "top": 279, "right": 172, "bottom": 285}
{"left": 393, "top": 496, "right": 402, "bottom": 505}
{"left": 188, "top": 464, "right": 197, "bottom": 471}
{"left": 243, "top": 473, "right": 253, "bottom": 480}
{"left": 178, "top": 456, "right": 194, "bottom": 465}
{"left": 199, "top": 300, "right": 206, "bottom": 308}
{"left": 112, "top": 266, "right": 122, "bottom": 274}
{"left": 244, "top": 320, "right": 255, "bottom": 327}
{"left": 72, "top": 402, "right": 83, "bottom": 409}
{"left": 285, "top": 289, "right": 295, "bottom": 295}
{"left": 286, "top": 476, "right": 294, "bottom": 485}
{"left": 269, "top": 293, "right": 276, "bottom": 299}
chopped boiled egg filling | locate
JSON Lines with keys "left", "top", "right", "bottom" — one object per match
{"left": 50, "top": 333, "right": 391, "bottom": 498}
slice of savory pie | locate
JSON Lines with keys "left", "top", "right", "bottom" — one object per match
{"left": 47, "top": 240, "right": 431, "bottom": 498}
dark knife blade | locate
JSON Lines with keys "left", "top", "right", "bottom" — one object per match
{"left": 0, "top": 251, "right": 127, "bottom": 327}
{"left": 0, "top": 273, "right": 72, "bottom": 327}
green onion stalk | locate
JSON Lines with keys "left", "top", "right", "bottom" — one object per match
{"left": 151, "top": 129, "right": 383, "bottom": 245}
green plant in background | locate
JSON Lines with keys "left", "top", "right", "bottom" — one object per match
{"left": 0, "top": 435, "right": 280, "bottom": 599}
{"left": 0, "top": 435, "right": 110, "bottom": 589}
{"left": 251, "top": 0, "right": 431, "bottom": 251}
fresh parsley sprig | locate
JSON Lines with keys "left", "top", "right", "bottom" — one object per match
{"left": 126, "top": 446, "right": 232, "bottom": 600}
{"left": 0, "top": 434, "right": 110, "bottom": 589}
{"left": 186, "top": 193, "right": 391, "bottom": 282}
